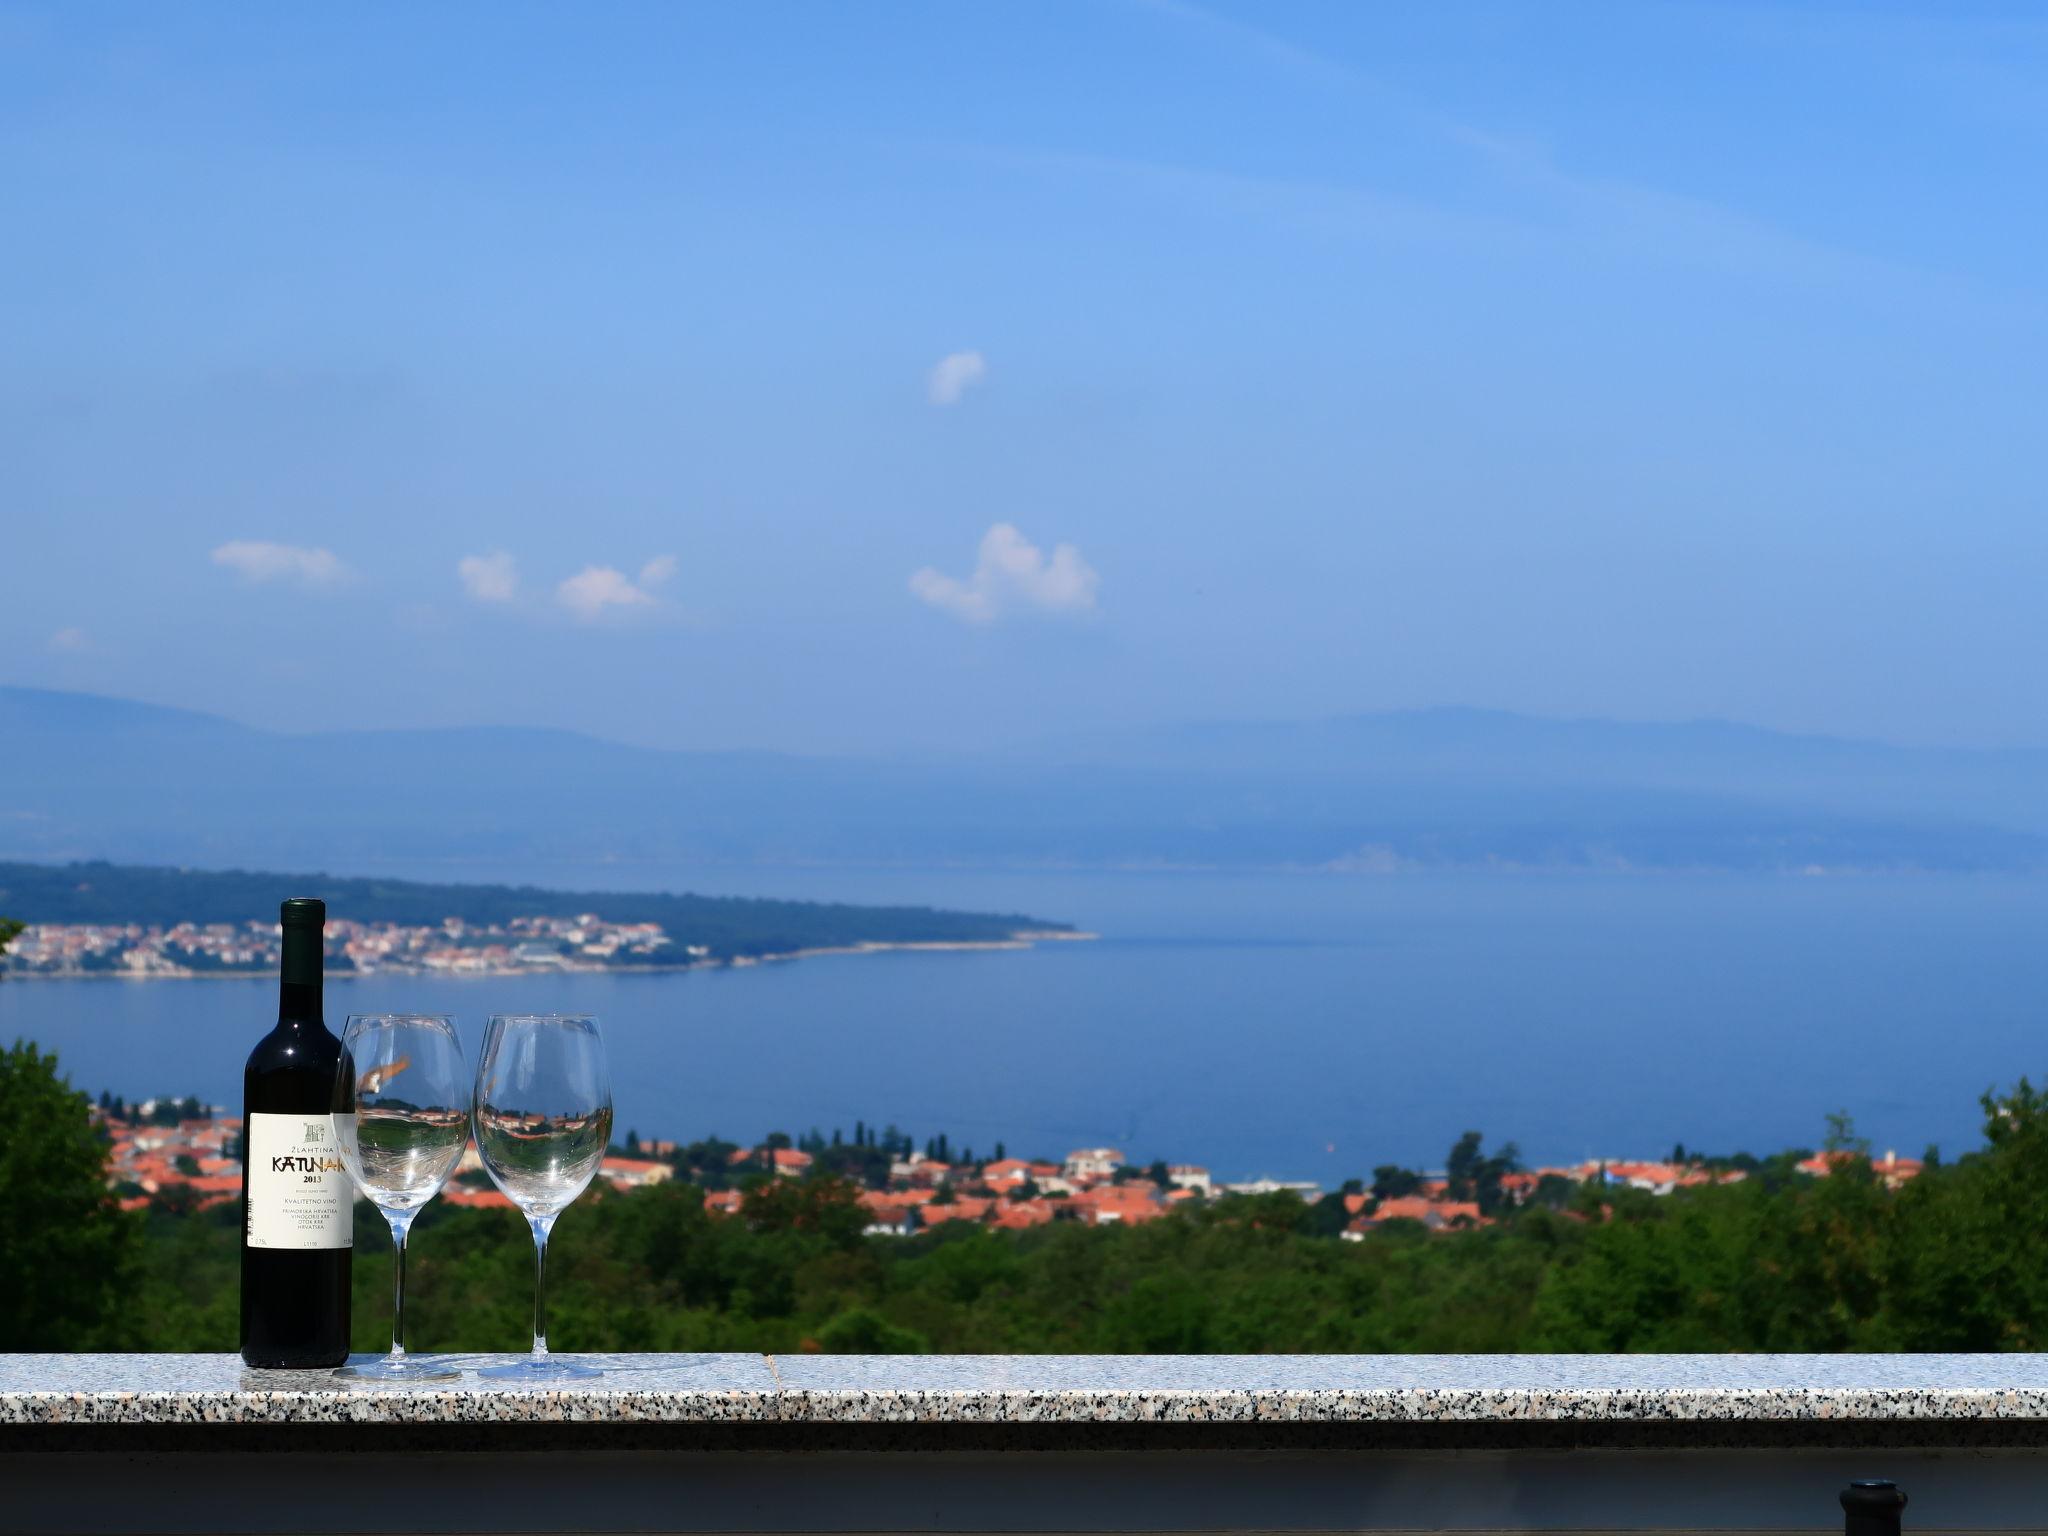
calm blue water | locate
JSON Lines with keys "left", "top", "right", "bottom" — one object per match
{"left": 5, "top": 868, "right": 2045, "bottom": 1180}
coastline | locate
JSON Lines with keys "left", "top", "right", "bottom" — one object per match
{"left": 0, "top": 929, "right": 1100, "bottom": 982}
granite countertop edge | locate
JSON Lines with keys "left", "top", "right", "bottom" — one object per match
{"left": 765, "top": 1385, "right": 2048, "bottom": 1424}
{"left": 13, "top": 1354, "right": 2048, "bottom": 1426}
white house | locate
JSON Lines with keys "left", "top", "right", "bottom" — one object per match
{"left": 1063, "top": 1147, "right": 1124, "bottom": 1181}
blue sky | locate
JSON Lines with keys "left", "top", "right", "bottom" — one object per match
{"left": 5, "top": 1, "right": 2047, "bottom": 753}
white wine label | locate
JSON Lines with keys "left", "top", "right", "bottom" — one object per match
{"left": 245, "top": 1112, "right": 355, "bottom": 1250}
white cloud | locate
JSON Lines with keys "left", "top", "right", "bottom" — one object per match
{"left": 211, "top": 540, "right": 349, "bottom": 587}
{"left": 927, "top": 350, "right": 988, "bottom": 406}
{"left": 557, "top": 567, "right": 652, "bottom": 620}
{"left": 556, "top": 558, "right": 674, "bottom": 622}
{"left": 457, "top": 551, "right": 519, "bottom": 603}
{"left": 909, "top": 523, "right": 1100, "bottom": 625}
{"left": 48, "top": 627, "right": 89, "bottom": 652}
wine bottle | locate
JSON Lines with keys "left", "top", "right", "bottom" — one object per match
{"left": 239, "top": 897, "right": 353, "bottom": 1368}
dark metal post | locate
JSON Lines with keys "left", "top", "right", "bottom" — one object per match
{"left": 1842, "top": 1479, "right": 1907, "bottom": 1536}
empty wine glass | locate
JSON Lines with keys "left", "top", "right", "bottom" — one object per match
{"left": 334, "top": 1013, "right": 471, "bottom": 1381}
{"left": 473, "top": 1012, "right": 612, "bottom": 1381}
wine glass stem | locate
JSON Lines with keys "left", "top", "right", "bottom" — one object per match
{"left": 529, "top": 1214, "right": 556, "bottom": 1360}
{"left": 387, "top": 1211, "right": 416, "bottom": 1363}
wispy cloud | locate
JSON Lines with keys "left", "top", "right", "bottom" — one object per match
{"left": 48, "top": 626, "right": 90, "bottom": 653}
{"left": 1131, "top": 0, "right": 1365, "bottom": 89}
{"left": 1108, "top": 0, "right": 1887, "bottom": 288}
{"left": 211, "top": 540, "right": 350, "bottom": 587}
{"left": 457, "top": 551, "right": 519, "bottom": 603}
{"left": 988, "top": 144, "right": 1475, "bottom": 250}
{"left": 910, "top": 523, "right": 1100, "bottom": 625}
{"left": 927, "top": 350, "right": 988, "bottom": 406}
{"left": 555, "top": 554, "right": 677, "bottom": 623}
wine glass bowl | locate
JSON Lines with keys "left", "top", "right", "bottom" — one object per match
{"left": 472, "top": 1104, "right": 610, "bottom": 1214}
{"left": 473, "top": 1013, "right": 612, "bottom": 1381}
{"left": 334, "top": 1013, "right": 471, "bottom": 1381}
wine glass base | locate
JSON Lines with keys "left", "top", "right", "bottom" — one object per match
{"left": 478, "top": 1356, "right": 604, "bottom": 1382}
{"left": 336, "top": 1356, "right": 461, "bottom": 1382}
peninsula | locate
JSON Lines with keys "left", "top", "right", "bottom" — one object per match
{"left": 0, "top": 859, "right": 1081, "bottom": 978}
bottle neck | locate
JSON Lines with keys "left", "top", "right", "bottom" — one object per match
{"left": 277, "top": 981, "right": 322, "bottom": 1023}
{"left": 278, "top": 924, "right": 323, "bottom": 1024}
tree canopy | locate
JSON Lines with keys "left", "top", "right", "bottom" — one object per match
{"left": 22, "top": 1063, "right": 2048, "bottom": 1356}
{"left": 0, "top": 1041, "right": 143, "bottom": 1349}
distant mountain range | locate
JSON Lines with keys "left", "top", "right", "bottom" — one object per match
{"left": 4, "top": 685, "right": 2044, "bottom": 875}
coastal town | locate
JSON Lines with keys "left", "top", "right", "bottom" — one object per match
{"left": 92, "top": 1098, "right": 1924, "bottom": 1238}
{"left": 5, "top": 915, "right": 708, "bottom": 977}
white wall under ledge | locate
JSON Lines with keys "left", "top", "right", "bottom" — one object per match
{"left": 6, "top": 1353, "right": 2048, "bottom": 1535}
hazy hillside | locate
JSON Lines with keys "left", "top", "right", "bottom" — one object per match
{"left": 3, "top": 686, "right": 2042, "bottom": 874}
{"left": 1039, "top": 709, "right": 2048, "bottom": 832}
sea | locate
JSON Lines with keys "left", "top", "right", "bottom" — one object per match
{"left": 5, "top": 865, "right": 2046, "bottom": 1182}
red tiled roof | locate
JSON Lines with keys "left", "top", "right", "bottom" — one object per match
{"left": 1073, "top": 1181, "right": 1161, "bottom": 1207}
{"left": 442, "top": 1186, "right": 516, "bottom": 1210}
{"left": 1369, "top": 1196, "right": 1483, "bottom": 1227}
{"left": 918, "top": 1198, "right": 993, "bottom": 1225}
{"left": 858, "top": 1188, "right": 934, "bottom": 1210}
{"left": 1369, "top": 1196, "right": 1432, "bottom": 1221}
{"left": 990, "top": 1199, "right": 1056, "bottom": 1229}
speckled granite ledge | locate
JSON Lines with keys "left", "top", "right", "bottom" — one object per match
{"left": 0, "top": 1353, "right": 775, "bottom": 1426}
{"left": 767, "top": 1353, "right": 2048, "bottom": 1424}
{"left": 10, "top": 1353, "right": 2048, "bottom": 1427}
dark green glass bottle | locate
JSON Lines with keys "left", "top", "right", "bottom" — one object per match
{"left": 239, "top": 898, "right": 353, "bottom": 1368}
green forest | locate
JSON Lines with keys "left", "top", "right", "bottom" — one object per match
{"left": 11, "top": 1038, "right": 2048, "bottom": 1355}
{"left": 0, "top": 860, "right": 1066, "bottom": 960}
